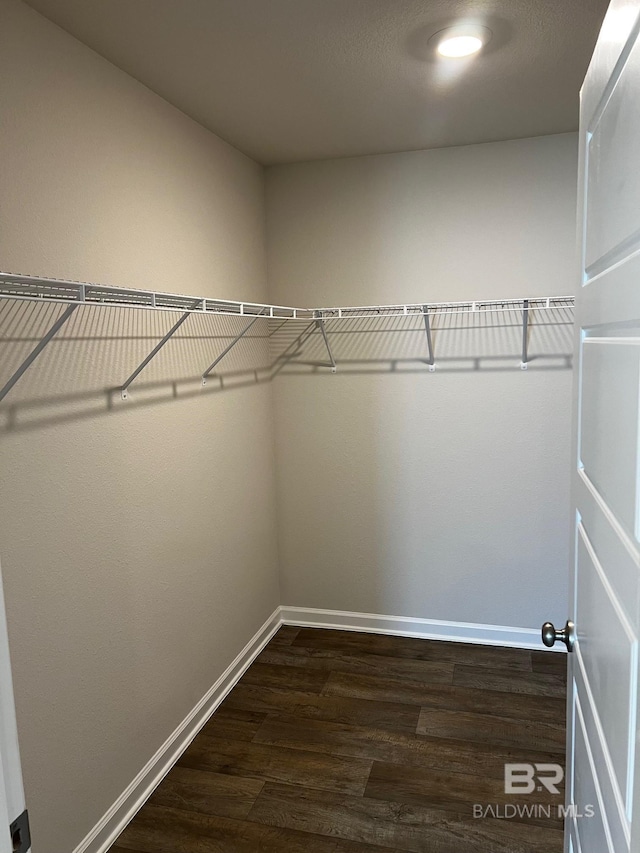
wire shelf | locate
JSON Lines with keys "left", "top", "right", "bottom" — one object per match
{"left": 0, "top": 272, "right": 306, "bottom": 319}
{"left": 0, "top": 271, "right": 575, "bottom": 402}
{"left": 313, "top": 296, "right": 574, "bottom": 320}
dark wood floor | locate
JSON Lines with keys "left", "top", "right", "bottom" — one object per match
{"left": 111, "top": 626, "right": 567, "bottom": 853}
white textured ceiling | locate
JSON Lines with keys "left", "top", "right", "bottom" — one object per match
{"left": 26, "top": 0, "right": 609, "bottom": 165}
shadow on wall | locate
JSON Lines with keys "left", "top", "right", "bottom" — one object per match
{"left": 0, "top": 300, "right": 573, "bottom": 433}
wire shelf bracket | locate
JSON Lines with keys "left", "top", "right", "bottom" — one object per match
{"left": 121, "top": 304, "right": 201, "bottom": 400}
{"left": 201, "top": 310, "right": 267, "bottom": 386}
{"left": 0, "top": 303, "right": 78, "bottom": 404}
{"left": 315, "top": 318, "right": 337, "bottom": 373}
{"left": 423, "top": 305, "right": 436, "bottom": 372}
{"left": 520, "top": 299, "right": 530, "bottom": 370}
{"left": 270, "top": 321, "right": 317, "bottom": 378}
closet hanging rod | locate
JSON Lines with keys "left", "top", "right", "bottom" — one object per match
{"left": 0, "top": 272, "right": 574, "bottom": 320}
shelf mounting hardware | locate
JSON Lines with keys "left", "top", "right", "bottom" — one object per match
{"left": 423, "top": 305, "right": 436, "bottom": 372}
{"left": 202, "top": 309, "right": 267, "bottom": 386}
{"left": 121, "top": 301, "right": 203, "bottom": 400}
{"left": 315, "top": 318, "right": 337, "bottom": 373}
{"left": 521, "top": 298, "right": 530, "bottom": 370}
{"left": 0, "top": 303, "right": 78, "bottom": 404}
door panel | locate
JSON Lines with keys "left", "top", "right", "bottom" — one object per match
{"left": 579, "top": 339, "right": 640, "bottom": 539}
{"left": 581, "top": 3, "right": 640, "bottom": 123}
{"left": 576, "top": 524, "right": 637, "bottom": 805}
{"left": 573, "top": 693, "right": 614, "bottom": 853}
{"left": 569, "top": 3, "right": 640, "bottom": 852}
{"left": 573, "top": 661, "right": 630, "bottom": 851}
{"left": 576, "top": 475, "right": 640, "bottom": 625}
{"left": 586, "top": 29, "right": 640, "bottom": 272}
{"left": 582, "top": 251, "right": 640, "bottom": 325}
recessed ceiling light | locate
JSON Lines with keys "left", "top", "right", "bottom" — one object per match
{"left": 432, "top": 25, "right": 492, "bottom": 58}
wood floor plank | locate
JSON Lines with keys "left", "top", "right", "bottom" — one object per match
{"left": 531, "top": 650, "right": 568, "bottom": 675}
{"left": 221, "top": 683, "right": 421, "bottom": 732}
{"left": 258, "top": 644, "right": 455, "bottom": 684}
{"left": 178, "top": 735, "right": 373, "bottom": 796}
{"left": 115, "top": 803, "right": 399, "bottom": 853}
{"left": 323, "top": 671, "right": 565, "bottom": 722}
{"left": 453, "top": 665, "right": 566, "bottom": 698}
{"left": 416, "top": 707, "right": 566, "bottom": 753}
{"left": 146, "top": 766, "right": 263, "bottom": 819}
{"left": 293, "top": 629, "right": 533, "bottom": 671}
{"left": 200, "top": 707, "right": 266, "bottom": 742}
{"left": 365, "top": 762, "right": 564, "bottom": 830}
{"left": 253, "top": 714, "right": 564, "bottom": 779}
{"left": 249, "top": 782, "right": 564, "bottom": 853}
{"left": 270, "top": 625, "right": 301, "bottom": 646}
{"left": 109, "top": 629, "right": 567, "bottom": 853}
{"left": 239, "top": 661, "right": 330, "bottom": 693}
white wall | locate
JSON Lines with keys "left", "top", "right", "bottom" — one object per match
{"left": 0, "top": 1, "right": 279, "bottom": 850}
{"left": 267, "top": 134, "right": 577, "bottom": 630}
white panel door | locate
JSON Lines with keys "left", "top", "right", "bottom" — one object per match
{"left": 567, "top": 3, "right": 640, "bottom": 851}
{"left": 0, "top": 560, "right": 27, "bottom": 852}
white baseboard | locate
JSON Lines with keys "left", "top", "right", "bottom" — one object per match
{"left": 73, "top": 603, "right": 559, "bottom": 853}
{"left": 73, "top": 606, "right": 281, "bottom": 853}
{"left": 280, "top": 605, "right": 562, "bottom": 652}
